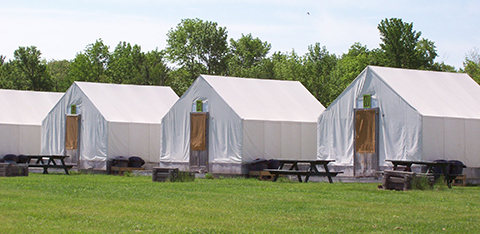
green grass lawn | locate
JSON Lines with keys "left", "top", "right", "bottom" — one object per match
{"left": 1, "top": 173, "right": 479, "bottom": 233}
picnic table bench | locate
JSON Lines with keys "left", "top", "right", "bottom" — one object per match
{"left": 264, "top": 159, "right": 342, "bottom": 183}
{"left": 386, "top": 160, "right": 461, "bottom": 188}
{"left": 25, "top": 155, "right": 74, "bottom": 175}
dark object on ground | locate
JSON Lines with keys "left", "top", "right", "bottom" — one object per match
{"left": 382, "top": 170, "right": 417, "bottom": 191}
{"left": 16, "top": 155, "right": 28, "bottom": 164}
{"left": 112, "top": 156, "right": 129, "bottom": 167}
{"left": 128, "top": 156, "right": 145, "bottom": 168}
{"left": 267, "top": 159, "right": 280, "bottom": 169}
{"left": 433, "top": 160, "right": 449, "bottom": 174}
{"left": 0, "top": 163, "right": 28, "bottom": 177}
{"left": 448, "top": 160, "right": 466, "bottom": 175}
{"left": 3, "top": 154, "right": 17, "bottom": 164}
{"left": 250, "top": 158, "right": 268, "bottom": 171}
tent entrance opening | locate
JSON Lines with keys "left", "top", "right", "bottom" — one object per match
{"left": 354, "top": 108, "right": 379, "bottom": 177}
{"left": 190, "top": 112, "right": 208, "bottom": 172}
{"left": 65, "top": 115, "right": 80, "bottom": 164}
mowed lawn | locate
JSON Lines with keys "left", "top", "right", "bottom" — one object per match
{"left": 1, "top": 173, "right": 479, "bottom": 233}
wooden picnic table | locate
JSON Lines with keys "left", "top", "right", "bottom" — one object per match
{"left": 264, "top": 159, "right": 342, "bottom": 183}
{"left": 25, "top": 155, "right": 73, "bottom": 175}
{"left": 386, "top": 160, "right": 459, "bottom": 188}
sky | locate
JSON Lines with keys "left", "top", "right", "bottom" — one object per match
{"left": 1, "top": 0, "right": 479, "bottom": 69}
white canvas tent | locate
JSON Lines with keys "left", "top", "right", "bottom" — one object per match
{"left": 41, "top": 82, "right": 178, "bottom": 170}
{"left": 160, "top": 75, "right": 325, "bottom": 174}
{"left": 0, "top": 89, "right": 63, "bottom": 157}
{"left": 317, "top": 66, "right": 480, "bottom": 178}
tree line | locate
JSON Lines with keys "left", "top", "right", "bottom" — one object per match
{"left": 1, "top": 18, "right": 479, "bottom": 106}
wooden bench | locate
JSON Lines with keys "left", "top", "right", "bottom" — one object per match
{"left": 262, "top": 159, "right": 342, "bottom": 183}
{"left": 26, "top": 155, "right": 74, "bottom": 175}
{"left": 111, "top": 166, "right": 144, "bottom": 176}
{"left": 265, "top": 169, "right": 342, "bottom": 182}
{"left": 265, "top": 170, "right": 342, "bottom": 176}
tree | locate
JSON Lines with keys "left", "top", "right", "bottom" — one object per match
{"left": 108, "top": 42, "right": 144, "bottom": 84}
{"left": 332, "top": 43, "right": 371, "bottom": 94}
{"left": 68, "top": 39, "right": 110, "bottom": 83}
{"left": 0, "top": 60, "right": 17, "bottom": 89}
{"left": 166, "top": 18, "right": 229, "bottom": 80}
{"left": 464, "top": 48, "right": 480, "bottom": 84}
{"left": 270, "top": 50, "right": 304, "bottom": 81}
{"left": 143, "top": 49, "right": 170, "bottom": 86}
{"left": 378, "top": 18, "right": 437, "bottom": 69}
{"left": 47, "top": 60, "right": 70, "bottom": 91}
{"left": 228, "top": 33, "right": 271, "bottom": 76}
{"left": 302, "top": 43, "right": 338, "bottom": 106}
{"left": 13, "top": 46, "right": 53, "bottom": 91}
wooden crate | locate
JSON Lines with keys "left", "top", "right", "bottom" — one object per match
{"left": 0, "top": 163, "right": 28, "bottom": 177}
{"left": 452, "top": 175, "right": 467, "bottom": 186}
{"left": 382, "top": 170, "right": 416, "bottom": 191}
{"left": 152, "top": 167, "right": 179, "bottom": 182}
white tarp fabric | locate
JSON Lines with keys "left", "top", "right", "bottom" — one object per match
{"left": 41, "top": 82, "right": 178, "bottom": 169}
{"left": 161, "top": 75, "right": 325, "bottom": 172}
{"left": 0, "top": 89, "right": 63, "bottom": 156}
{"left": 318, "top": 66, "right": 480, "bottom": 168}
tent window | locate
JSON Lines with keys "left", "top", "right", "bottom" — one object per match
{"left": 355, "top": 110, "right": 376, "bottom": 153}
{"left": 190, "top": 113, "right": 207, "bottom": 151}
{"left": 71, "top": 105, "right": 77, "bottom": 115}
{"left": 191, "top": 100, "right": 208, "bottom": 112}
{"left": 65, "top": 115, "right": 79, "bottom": 150}
{"left": 196, "top": 100, "right": 203, "bottom": 112}
{"left": 363, "top": 95, "right": 371, "bottom": 108}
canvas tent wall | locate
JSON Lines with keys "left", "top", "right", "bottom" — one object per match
{"left": 41, "top": 82, "right": 178, "bottom": 170}
{"left": 160, "top": 75, "right": 325, "bottom": 174}
{"left": 317, "top": 66, "right": 480, "bottom": 178}
{"left": 0, "top": 89, "right": 62, "bottom": 157}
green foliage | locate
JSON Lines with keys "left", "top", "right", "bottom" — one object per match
{"left": 205, "top": 172, "right": 214, "bottom": 179}
{"left": 431, "top": 61, "right": 458, "bottom": 72}
{"left": 170, "top": 171, "right": 195, "bottom": 182}
{"left": 228, "top": 33, "right": 271, "bottom": 77}
{"left": 1, "top": 174, "right": 479, "bottom": 233}
{"left": 0, "top": 17, "right": 463, "bottom": 106}
{"left": 68, "top": 39, "right": 111, "bottom": 83}
{"left": 378, "top": 18, "right": 437, "bottom": 69}
{"left": 411, "top": 176, "right": 433, "bottom": 190}
{"left": 412, "top": 175, "right": 449, "bottom": 191}
{"left": 166, "top": 18, "right": 229, "bottom": 79}
{"left": 0, "top": 61, "right": 18, "bottom": 89}
{"left": 47, "top": 59, "right": 70, "bottom": 91}
{"left": 108, "top": 41, "right": 144, "bottom": 84}
{"left": 143, "top": 49, "right": 170, "bottom": 86}
{"left": 464, "top": 48, "right": 480, "bottom": 84}
{"left": 0, "top": 46, "right": 54, "bottom": 91}
{"left": 302, "top": 43, "right": 338, "bottom": 106}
